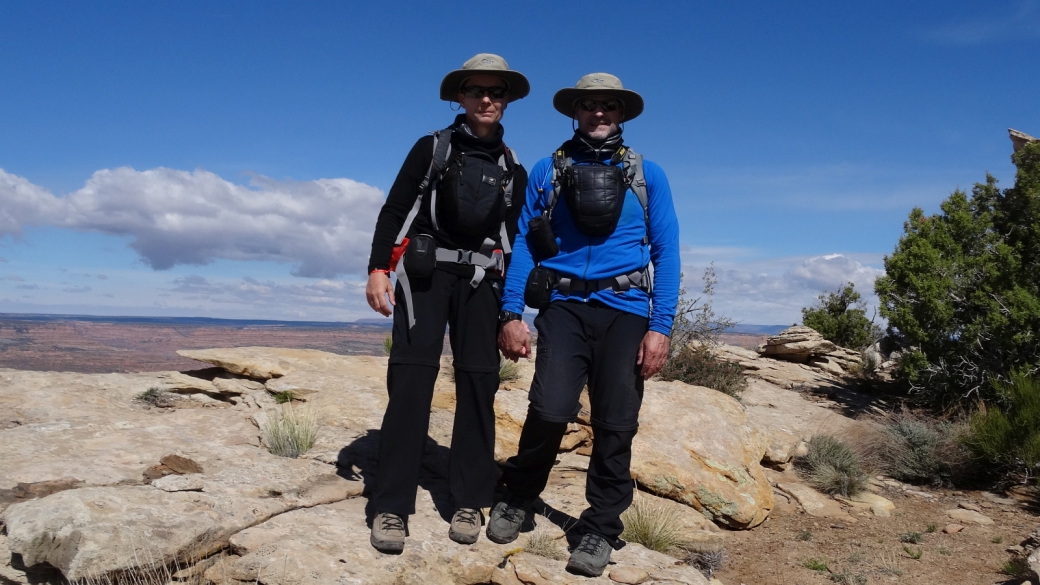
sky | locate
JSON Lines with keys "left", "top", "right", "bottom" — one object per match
{"left": 1, "top": 1, "right": 1038, "bottom": 325}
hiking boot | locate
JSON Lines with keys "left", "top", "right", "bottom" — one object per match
{"left": 566, "top": 532, "right": 612, "bottom": 577}
{"left": 486, "top": 498, "right": 528, "bottom": 544}
{"left": 370, "top": 512, "right": 406, "bottom": 553}
{"left": 448, "top": 507, "right": 483, "bottom": 544}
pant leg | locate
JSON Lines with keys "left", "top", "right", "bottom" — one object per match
{"left": 369, "top": 271, "right": 452, "bottom": 516}
{"left": 580, "top": 306, "right": 648, "bottom": 543}
{"left": 500, "top": 301, "right": 590, "bottom": 500}
{"left": 446, "top": 276, "right": 503, "bottom": 509}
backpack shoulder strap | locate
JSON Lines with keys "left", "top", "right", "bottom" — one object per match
{"left": 622, "top": 148, "right": 650, "bottom": 244}
{"left": 543, "top": 149, "right": 570, "bottom": 218}
{"left": 395, "top": 127, "right": 453, "bottom": 245}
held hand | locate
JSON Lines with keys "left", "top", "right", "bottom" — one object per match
{"left": 636, "top": 331, "right": 670, "bottom": 380}
{"left": 365, "top": 272, "right": 396, "bottom": 317}
{"left": 498, "top": 320, "right": 531, "bottom": 362}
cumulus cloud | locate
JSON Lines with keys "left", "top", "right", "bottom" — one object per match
{"left": 683, "top": 252, "right": 885, "bottom": 325}
{"left": 165, "top": 274, "right": 369, "bottom": 319}
{"left": 0, "top": 167, "right": 385, "bottom": 277}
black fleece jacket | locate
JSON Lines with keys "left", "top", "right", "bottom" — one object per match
{"left": 367, "top": 115, "right": 528, "bottom": 275}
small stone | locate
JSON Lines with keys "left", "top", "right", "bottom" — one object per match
{"left": 946, "top": 508, "right": 994, "bottom": 525}
{"left": 160, "top": 454, "right": 203, "bottom": 475}
{"left": 958, "top": 502, "right": 982, "bottom": 512}
{"left": 981, "top": 491, "right": 1017, "bottom": 505}
{"left": 943, "top": 523, "right": 965, "bottom": 534}
{"left": 609, "top": 566, "right": 650, "bottom": 584}
{"left": 152, "top": 474, "right": 204, "bottom": 492}
{"left": 830, "top": 523, "right": 847, "bottom": 529}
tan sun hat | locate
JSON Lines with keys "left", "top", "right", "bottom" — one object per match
{"left": 552, "top": 73, "right": 644, "bottom": 121}
{"left": 439, "top": 53, "right": 530, "bottom": 102}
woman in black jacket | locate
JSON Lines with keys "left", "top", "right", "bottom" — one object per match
{"left": 364, "top": 53, "right": 529, "bottom": 553}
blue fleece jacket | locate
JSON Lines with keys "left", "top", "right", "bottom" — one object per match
{"left": 501, "top": 148, "right": 681, "bottom": 335}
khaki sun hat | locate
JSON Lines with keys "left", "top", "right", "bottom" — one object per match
{"left": 552, "top": 73, "right": 644, "bottom": 121}
{"left": 439, "top": 53, "right": 530, "bottom": 102}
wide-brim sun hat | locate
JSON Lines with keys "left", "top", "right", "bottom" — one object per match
{"left": 440, "top": 53, "right": 530, "bottom": 103}
{"left": 553, "top": 73, "right": 644, "bottom": 122}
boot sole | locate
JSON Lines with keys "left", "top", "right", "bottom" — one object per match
{"left": 370, "top": 534, "right": 405, "bottom": 553}
{"left": 566, "top": 558, "right": 606, "bottom": 577}
{"left": 448, "top": 529, "right": 479, "bottom": 545}
{"left": 485, "top": 527, "right": 520, "bottom": 544}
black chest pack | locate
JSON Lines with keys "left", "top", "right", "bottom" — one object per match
{"left": 523, "top": 145, "right": 651, "bottom": 310}
{"left": 392, "top": 126, "right": 519, "bottom": 328}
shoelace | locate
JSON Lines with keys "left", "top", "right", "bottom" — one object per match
{"left": 498, "top": 502, "right": 524, "bottom": 524}
{"left": 455, "top": 508, "right": 480, "bottom": 527}
{"left": 380, "top": 514, "right": 405, "bottom": 534}
{"left": 576, "top": 533, "right": 607, "bottom": 555}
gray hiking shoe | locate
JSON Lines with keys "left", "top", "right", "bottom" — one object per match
{"left": 370, "top": 512, "right": 406, "bottom": 553}
{"left": 486, "top": 499, "right": 527, "bottom": 544}
{"left": 448, "top": 507, "right": 483, "bottom": 544}
{"left": 566, "top": 532, "right": 612, "bottom": 577}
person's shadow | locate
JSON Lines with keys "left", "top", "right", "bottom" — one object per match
{"left": 336, "top": 430, "right": 455, "bottom": 527}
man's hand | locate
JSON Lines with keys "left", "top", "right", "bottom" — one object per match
{"left": 365, "top": 272, "right": 396, "bottom": 317}
{"left": 636, "top": 331, "right": 670, "bottom": 380}
{"left": 498, "top": 319, "right": 531, "bottom": 362}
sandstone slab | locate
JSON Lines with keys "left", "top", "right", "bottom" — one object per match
{"left": 631, "top": 380, "right": 773, "bottom": 528}
{"left": 946, "top": 508, "right": 994, "bottom": 525}
{"left": 777, "top": 482, "right": 854, "bottom": 520}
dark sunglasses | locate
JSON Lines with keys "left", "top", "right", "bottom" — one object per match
{"left": 461, "top": 85, "right": 508, "bottom": 99}
{"left": 577, "top": 98, "right": 621, "bottom": 112}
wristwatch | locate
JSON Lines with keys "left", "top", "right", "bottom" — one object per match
{"left": 499, "top": 310, "right": 523, "bottom": 325}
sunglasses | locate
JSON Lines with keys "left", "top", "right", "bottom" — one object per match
{"left": 461, "top": 85, "right": 508, "bottom": 99}
{"left": 577, "top": 98, "right": 622, "bottom": 113}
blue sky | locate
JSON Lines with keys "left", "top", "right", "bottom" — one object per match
{"left": 1, "top": 1, "right": 1038, "bottom": 324}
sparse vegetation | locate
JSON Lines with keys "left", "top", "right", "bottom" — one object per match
{"left": 803, "top": 558, "right": 829, "bottom": 572}
{"left": 383, "top": 334, "right": 393, "bottom": 356}
{"left": 686, "top": 548, "right": 726, "bottom": 579}
{"left": 902, "top": 545, "right": 923, "bottom": 560}
{"left": 658, "top": 344, "right": 747, "bottom": 399}
{"left": 135, "top": 387, "right": 177, "bottom": 408}
{"left": 1001, "top": 556, "right": 1032, "bottom": 577}
{"left": 522, "top": 532, "right": 567, "bottom": 561}
{"left": 796, "top": 529, "right": 813, "bottom": 541}
{"left": 964, "top": 372, "right": 1040, "bottom": 482}
{"left": 991, "top": 535, "right": 1004, "bottom": 544}
{"left": 620, "top": 496, "right": 684, "bottom": 553}
{"left": 668, "top": 264, "right": 735, "bottom": 352}
{"left": 272, "top": 390, "right": 295, "bottom": 404}
{"left": 260, "top": 404, "right": 319, "bottom": 458}
{"left": 796, "top": 434, "right": 868, "bottom": 497}
{"left": 800, "top": 282, "right": 882, "bottom": 350}
{"left": 899, "top": 532, "right": 923, "bottom": 544}
{"left": 926, "top": 523, "right": 937, "bottom": 533}
{"left": 828, "top": 569, "right": 867, "bottom": 585}
{"left": 499, "top": 354, "right": 520, "bottom": 382}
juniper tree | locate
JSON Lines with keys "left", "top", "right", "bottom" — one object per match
{"left": 801, "top": 282, "right": 882, "bottom": 350}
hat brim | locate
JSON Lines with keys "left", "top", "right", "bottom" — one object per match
{"left": 440, "top": 70, "right": 530, "bottom": 102}
{"left": 553, "top": 88, "right": 644, "bottom": 122}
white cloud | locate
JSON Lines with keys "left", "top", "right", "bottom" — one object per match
{"left": 682, "top": 251, "right": 885, "bottom": 325}
{"left": 62, "top": 286, "right": 91, "bottom": 293}
{"left": 921, "top": 0, "right": 1040, "bottom": 45}
{"left": 0, "top": 167, "right": 386, "bottom": 278}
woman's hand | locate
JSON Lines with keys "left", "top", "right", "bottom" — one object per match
{"left": 366, "top": 272, "right": 396, "bottom": 317}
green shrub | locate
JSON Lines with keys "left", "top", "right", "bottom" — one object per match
{"left": 902, "top": 545, "right": 923, "bottom": 560}
{"left": 382, "top": 334, "right": 393, "bottom": 356}
{"left": 875, "top": 140, "right": 1040, "bottom": 408}
{"left": 620, "top": 497, "right": 684, "bottom": 553}
{"left": 964, "top": 372, "right": 1040, "bottom": 481}
{"left": 272, "top": 390, "right": 295, "bottom": 404}
{"left": 796, "top": 435, "right": 868, "bottom": 497}
{"left": 803, "top": 558, "right": 829, "bottom": 572}
{"left": 899, "top": 532, "right": 923, "bottom": 544}
{"left": 1001, "top": 556, "right": 1031, "bottom": 577}
{"left": 261, "top": 404, "right": 319, "bottom": 459}
{"left": 135, "top": 387, "right": 177, "bottom": 408}
{"left": 801, "top": 282, "right": 882, "bottom": 350}
{"left": 658, "top": 345, "right": 747, "bottom": 399}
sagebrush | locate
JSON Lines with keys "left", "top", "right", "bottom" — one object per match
{"left": 796, "top": 434, "right": 867, "bottom": 497}
{"left": 135, "top": 387, "right": 176, "bottom": 408}
{"left": 853, "top": 408, "right": 972, "bottom": 486}
{"left": 658, "top": 344, "right": 746, "bottom": 399}
{"left": 261, "top": 404, "right": 319, "bottom": 458}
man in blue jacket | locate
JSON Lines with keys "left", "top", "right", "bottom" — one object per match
{"left": 491, "top": 73, "right": 680, "bottom": 577}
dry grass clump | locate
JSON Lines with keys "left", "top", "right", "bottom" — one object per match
{"left": 383, "top": 333, "right": 393, "bottom": 356}
{"left": 261, "top": 404, "right": 319, "bottom": 458}
{"left": 499, "top": 354, "right": 520, "bottom": 382}
{"left": 620, "top": 496, "right": 684, "bottom": 553}
{"left": 847, "top": 408, "right": 971, "bottom": 487}
{"left": 795, "top": 434, "right": 868, "bottom": 497}
{"left": 686, "top": 547, "right": 726, "bottom": 579}
{"left": 134, "top": 387, "right": 177, "bottom": 408}
{"left": 522, "top": 532, "right": 568, "bottom": 561}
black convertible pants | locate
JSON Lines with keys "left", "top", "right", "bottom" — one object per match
{"left": 500, "top": 300, "right": 647, "bottom": 544}
{"left": 369, "top": 268, "right": 502, "bottom": 516}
